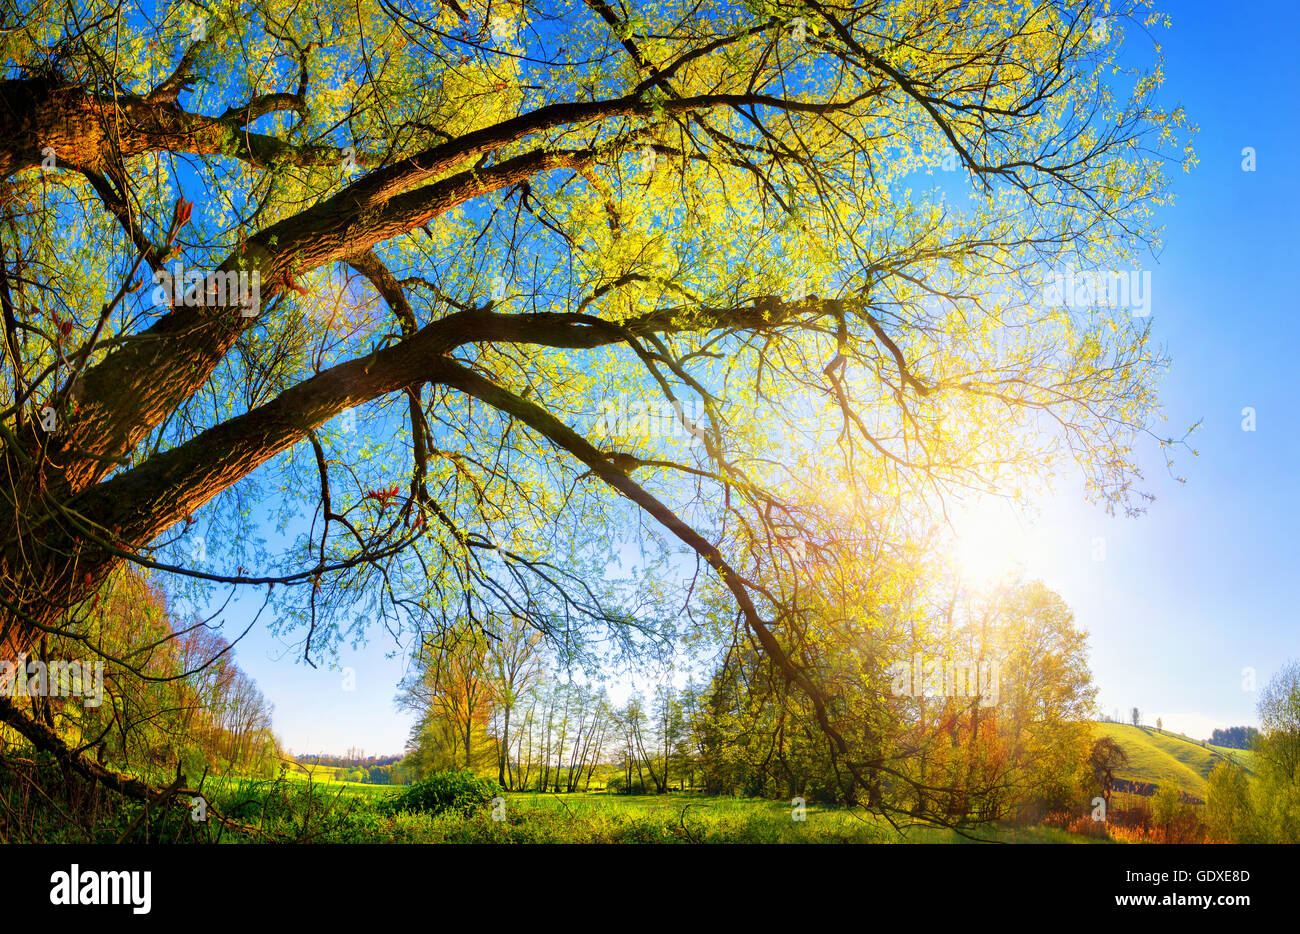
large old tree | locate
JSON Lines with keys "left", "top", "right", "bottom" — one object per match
{"left": 0, "top": 0, "right": 1188, "bottom": 812}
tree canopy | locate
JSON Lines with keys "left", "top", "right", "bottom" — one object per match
{"left": 0, "top": 0, "right": 1191, "bottom": 817}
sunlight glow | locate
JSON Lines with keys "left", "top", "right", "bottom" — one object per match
{"left": 949, "top": 499, "right": 1034, "bottom": 589}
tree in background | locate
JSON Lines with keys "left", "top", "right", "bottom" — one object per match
{"left": 398, "top": 623, "right": 619, "bottom": 793}
{"left": 1209, "top": 726, "right": 1260, "bottom": 750}
{"left": 487, "top": 616, "right": 543, "bottom": 788}
{"left": 1205, "top": 759, "right": 1255, "bottom": 843}
{"left": 987, "top": 583, "right": 1097, "bottom": 818}
{"left": 697, "top": 577, "right": 1098, "bottom": 824}
{"left": 1257, "top": 662, "right": 1300, "bottom": 777}
{"left": 1088, "top": 736, "right": 1128, "bottom": 814}
{"left": 398, "top": 627, "right": 496, "bottom": 773}
{"left": 1252, "top": 661, "right": 1300, "bottom": 841}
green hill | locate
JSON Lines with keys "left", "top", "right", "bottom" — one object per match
{"left": 1091, "top": 722, "right": 1255, "bottom": 801}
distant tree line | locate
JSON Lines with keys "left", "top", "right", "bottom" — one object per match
{"left": 289, "top": 753, "right": 411, "bottom": 785}
{"left": 1209, "top": 726, "right": 1259, "bottom": 750}
{"left": 293, "top": 752, "right": 404, "bottom": 769}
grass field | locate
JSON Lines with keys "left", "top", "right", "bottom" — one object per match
{"left": 279, "top": 770, "right": 393, "bottom": 794}
{"left": 1092, "top": 723, "right": 1254, "bottom": 801}
{"left": 494, "top": 792, "right": 1093, "bottom": 843}
{"left": 193, "top": 771, "right": 1103, "bottom": 843}
{"left": 200, "top": 778, "right": 1098, "bottom": 843}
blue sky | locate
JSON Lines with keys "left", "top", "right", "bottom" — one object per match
{"left": 990, "top": 0, "right": 1300, "bottom": 739}
{"left": 218, "top": 0, "right": 1300, "bottom": 756}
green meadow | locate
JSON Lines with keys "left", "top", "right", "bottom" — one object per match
{"left": 192, "top": 774, "right": 1095, "bottom": 844}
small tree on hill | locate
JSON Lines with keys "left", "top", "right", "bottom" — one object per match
{"left": 1089, "top": 737, "right": 1129, "bottom": 812}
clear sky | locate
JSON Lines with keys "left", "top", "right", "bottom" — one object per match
{"left": 220, "top": 0, "right": 1300, "bottom": 756}
{"left": 1054, "top": 0, "right": 1300, "bottom": 738}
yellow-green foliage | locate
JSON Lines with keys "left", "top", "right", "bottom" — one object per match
{"left": 1205, "top": 760, "right": 1255, "bottom": 843}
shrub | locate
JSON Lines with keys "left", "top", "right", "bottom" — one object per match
{"left": 1151, "top": 786, "right": 1205, "bottom": 843}
{"left": 1251, "top": 765, "right": 1300, "bottom": 843}
{"left": 1206, "top": 760, "right": 1255, "bottom": 843}
{"left": 383, "top": 769, "right": 501, "bottom": 816}
{"left": 605, "top": 774, "right": 647, "bottom": 795}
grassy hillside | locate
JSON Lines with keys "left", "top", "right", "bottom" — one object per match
{"left": 1092, "top": 723, "right": 1255, "bottom": 801}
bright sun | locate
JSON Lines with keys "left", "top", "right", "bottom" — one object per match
{"left": 949, "top": 499, "right": 1032, "bottom": 589}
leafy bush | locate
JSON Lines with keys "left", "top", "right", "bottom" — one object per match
{"left": 605, "top": 775, "right": 647, "bottom": 795}
{"left": 1250, "top": 764, "right": 1300, "bottom": 843}
{"left": 1151, "top": 786, "right": 1205, "bottom": 843}
{"left": 1205, "top": 760, "right": 1255, "bottom": 843}
{"left": 382, "top": 770, "right": 501, "bottom": 816}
